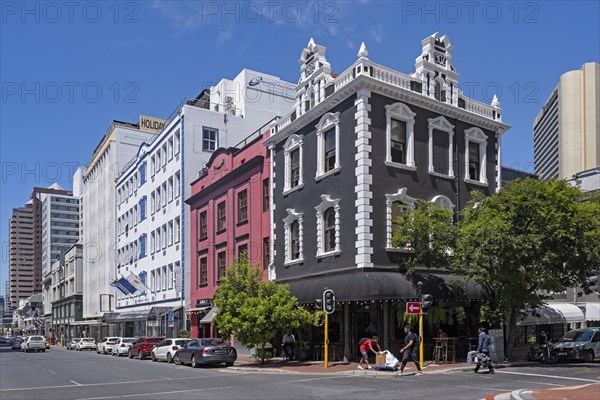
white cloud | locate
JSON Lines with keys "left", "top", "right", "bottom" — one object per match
{"left": 371, "top": 24, "right": 384, "bottom": 43}
{"left": 347, "top": 40, "right": 355, "bottom": 50}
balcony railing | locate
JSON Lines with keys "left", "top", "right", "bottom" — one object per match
{"left": 275, "top": 59, "right": 502, "bottom": 133}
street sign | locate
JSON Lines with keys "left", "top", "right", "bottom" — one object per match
{"left": 167, "top": 311, "right": 174, "bottom": 328}
{"left": 406, "top": 302, "right": 422, "bottom": 314}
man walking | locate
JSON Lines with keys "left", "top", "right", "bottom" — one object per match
{"left": 358, "top": 336, "right": 381, "bottom": 370}
{"left": 474, "top": 327, "right": 494, "bottom": 374}
{"left": 397, "top": 324, "right": 423, "bottom": 376}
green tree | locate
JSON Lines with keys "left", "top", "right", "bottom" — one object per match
{"left": 455, "top": 178, "right": 600, "bottom": 359}
{"left": 391, "top": 199, "right": 456, "bottom": 273}
{"left": 213, "top": 255, "right": 321, "bottom": 364}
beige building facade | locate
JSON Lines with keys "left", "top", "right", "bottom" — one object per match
{"left": 534, "top": 62, "right": 599, "bottom": 179}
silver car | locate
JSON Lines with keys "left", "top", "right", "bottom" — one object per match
{"left": 111, "top": 338, "right": 136, "bottom": 356}
{"left": 21, "top": 336, "right": 46, "bottom": 352}
{"left": 76, "top": 338, "right": 97, "bottom": 351}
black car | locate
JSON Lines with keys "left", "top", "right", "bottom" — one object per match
{"left": 174, "top": 338, "right": 237, "bottom": 368}
{"left": 11, "top": 337, "right": 24, "bottom": 350}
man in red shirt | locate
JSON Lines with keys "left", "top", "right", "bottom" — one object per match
{"left": 358, "top": 336, "right": 382, "bottom": 370}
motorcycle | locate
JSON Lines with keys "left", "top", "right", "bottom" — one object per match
{"left": 527, "top": 332, "right": 558, "bottom": 365}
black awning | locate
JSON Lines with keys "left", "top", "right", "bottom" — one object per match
{"left": 284, "top": 271, "right": 484, "bottom": 304}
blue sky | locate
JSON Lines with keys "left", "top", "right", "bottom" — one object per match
{"left": 1, "top": 1, "right": 599, "bottom": 292}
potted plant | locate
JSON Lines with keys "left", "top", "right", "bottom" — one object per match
{"left": 296, "top": 341, "right": 313, "bottom": 361}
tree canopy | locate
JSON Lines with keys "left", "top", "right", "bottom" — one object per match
{"left": 389, "top": 178, "right": 599, "bottom": 359}
{"left": 213, "top": 254, "right": 321, "bottom": 364}
{"left": 391, "top": 199, "right": 456, "bottom": 273}
{"left": 455, "top": 178, "right": 600, "bottom": 358}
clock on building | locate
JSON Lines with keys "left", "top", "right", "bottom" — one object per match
{"left": 434, "top": 52, "right": 447, "bottom": 66}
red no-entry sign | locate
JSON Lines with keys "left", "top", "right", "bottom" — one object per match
{"left": 406, "top": 302, "right": 422, "bottom": 314}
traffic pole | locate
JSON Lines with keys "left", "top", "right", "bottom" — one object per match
{"left": 419, "top": 310, "right": 424, "bottom": 369}
{"left": 324, "top": 313, "right": 329, "bottom": 368}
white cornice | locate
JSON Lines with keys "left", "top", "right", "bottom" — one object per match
{"left": 265, "top": 70, "right": 510, "bottom": 147}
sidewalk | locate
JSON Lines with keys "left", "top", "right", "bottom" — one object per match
{"left": 229, "top": 354, "right": 497, "bottom": 375}
{"left": 488, "top": 383, "right": 600, "bottom": 400}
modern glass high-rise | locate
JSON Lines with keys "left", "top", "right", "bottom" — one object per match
{"left": 533, "top": 62, "right": 599, "bottom": 179}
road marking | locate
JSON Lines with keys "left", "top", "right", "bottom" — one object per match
{"left": 70, "top": 381, "right": 82, "bottom": 386}
{"left": 496, "top": 371, "right": 599, "bottom": 383}
{"left": 157, "top": 376, "right": 172, "bottom": 380}
{"left": 0, "top": 376, "right": 210, "bottom": 392}
{"left": 47, "top": 369, "right": 57, "bottom": 375}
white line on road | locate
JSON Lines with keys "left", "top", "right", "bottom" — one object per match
{"left": 1, "top": 376, "right": 211, "bottom": 392}
{"left": 70, "top": 381, "right": 82, "bottom": 386}
{"left": 47, "top": 369, "right": 57, "bottom": 375}
{"left": 496, "top": 371, "right": 599, "bottom": 383}
{"left": 76, "top": 376, "right": 354, "bottom": 400}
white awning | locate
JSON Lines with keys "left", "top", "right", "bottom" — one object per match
{"left": 200, "top": 307, "right": 217, "bottom": 324}
{"left": 518, "top": 303, "right": 585, "bottom": 325}
{"left": 583, "top": 302, "right": 600, "bottom": 321}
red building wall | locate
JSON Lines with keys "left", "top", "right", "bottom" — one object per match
{"left": 186, "top": 132, "right": 271, "bottom": 338}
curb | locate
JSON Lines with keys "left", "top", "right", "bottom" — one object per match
{"left": 509, "top": 389, "right": 533, "bottom": 400}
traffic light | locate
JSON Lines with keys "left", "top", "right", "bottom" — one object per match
{"left": 314, "top": 299, "right": 323, "bottom": 310}
{"left": 421, "top": 294, "right": 433, "bottom": 310}
{"left": 588, "top": 275, "right": 599, "bottom": 294}
{"left": 323, "top": 289, "right": 335, "bottom": 314}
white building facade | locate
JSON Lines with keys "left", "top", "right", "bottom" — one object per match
{"left": 81, "top": 121, "right": 157, "bottom": 325}
{"left": 114, "top": 69, "right": 294, "bottom": 335}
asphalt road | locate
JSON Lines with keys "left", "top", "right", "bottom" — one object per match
{"left": 1, "top": 343, "right": 598, "bottom": 400}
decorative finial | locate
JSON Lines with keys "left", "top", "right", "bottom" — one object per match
{"left": 308, "top": 38, "right": 316, "bottom": 48}
{"left": 491, "top": 95, "right": 500, "bottom": 108}
{"left": 357, "top": 42, "right": 369, "bottom": 58}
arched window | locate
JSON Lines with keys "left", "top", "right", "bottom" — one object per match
{"left": 385, "top": 188, "right": 417, "bottom": 249}
{"left": 291, "top": 221, "right": 300, "bottom": 260}
{"left": 315, "top": 195, "right": 341, "bottom": 257}
{"left": 283, "top": 209, "right": 303, "bottom": 265}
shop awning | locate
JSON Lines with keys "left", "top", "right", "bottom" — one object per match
{"left": 70, "top": 320, "right": 104, "bottom": 326}
{"left": 582, "top": 302, "right": 600, "bottom": 321}
{"left": 284, "top": 271, "right": 485, "bottom": 304}
{"left": 185, "top": 306, "right": 210, "bottom": 314}
{"left": 200, "top": 307, "right": 217, "bottom": 324}
{"left": 107, "top": 307, "right": 174, "bottom": 322}
{"left": 518, "top": 303, "right": 585, "bottom": 325}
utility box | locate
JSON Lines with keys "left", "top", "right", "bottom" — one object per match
{"left": 488, "top": 329, "right": 504, "bottom": 363}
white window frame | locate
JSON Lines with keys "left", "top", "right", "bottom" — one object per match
{"left": 174, "top": 216, "right": 180, "bottom": 244}
{"left": 162, "top": 182, "right": 167, "bottom": 208}
{"left": 174, "top": 129, "right": 181, "bottom": 156}
{"left": 315, "top": 112, "right": 341, "bottom": 180}
{"left": 202, "top": 127, "right": 218, "bottom": 152}
{"left": 385, "top": 102, "right": 416, "bottom": 170}
{"left": 385, "top": 188, "right": 417, "bottom": 250}
{"left": 283, "top": 208, "right": 303, "bottom": 265}
{"left": 150, "top": 231, "right": 155, "bottom": 254}
{"left": 174, "top": 171, "right": 181, "bottom": 199}
{"left": 161, "top": 144, "right": 167, "bottom": 168}
{"left": 168, "top": 137, "right": 174, "bottom": 161}
{"left": 315, "top": 195, "right": 341, "bottom": 258}
{"left": 427, "top": 116, "right": 455, "bottom": 178}
{"left": 150, "top": 155, "right": 156, "bottom": 177}
{"left": 168, "top": 177, "right": 174, "bottom": 203}
{"left": 283, "top": 134, "right": 304, "bottom": 194}
{"left": 464, "top": 127, "right": 488, "bottom": 186}
{"left": 168, "top": 220, "right": 174, "bottom": 246}
{"left": 162, "top": 224, "right": 167, "bottom": 249}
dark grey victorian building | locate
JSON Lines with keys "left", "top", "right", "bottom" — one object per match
{"left": 264, "top": 34, "right": 510, "bottom": 360}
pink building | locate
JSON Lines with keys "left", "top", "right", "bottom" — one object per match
{"left": 186, "top": 131, "right": 271, "bottom": 338}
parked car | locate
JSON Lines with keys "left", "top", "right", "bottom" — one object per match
{"left": 66, "top": 339, "right": 78, "bottom": 350}
{"left": 174, "top": 338, "right": 237, "bottom": 368}
{"left": 11, "top": 336, "right": 25, "bottom": 350}
{"left": 128, "top": 337, "right": 164, "bottom": 360}
{"left": 111, "top": 338, "right": 137, "bottom": 356}
{"left": 97, "top": 337, "right": 120, "bottom": 354}
{"left": 151, "top": 338, "right": 191, "bottom": 363}
{"left": 553, "top": 327, "right": 600, "bottom": 362}
{"left": 75, "top": 338, "right": 97, "bottom": 351}
{"left": 21, "top": 336, "right": 46, "bottom": 352}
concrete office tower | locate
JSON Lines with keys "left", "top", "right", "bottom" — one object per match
{"left": 81, "top": 118, "right": 159, "bottom": 324}
{"left": 534, "top": 62, "right": 600, "bottom": 179}
{"left": 8, "top": 186, "right": 70, "bottom": 309}
{"left": 41, "top": 185, "right": 80, "bottom": 277}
